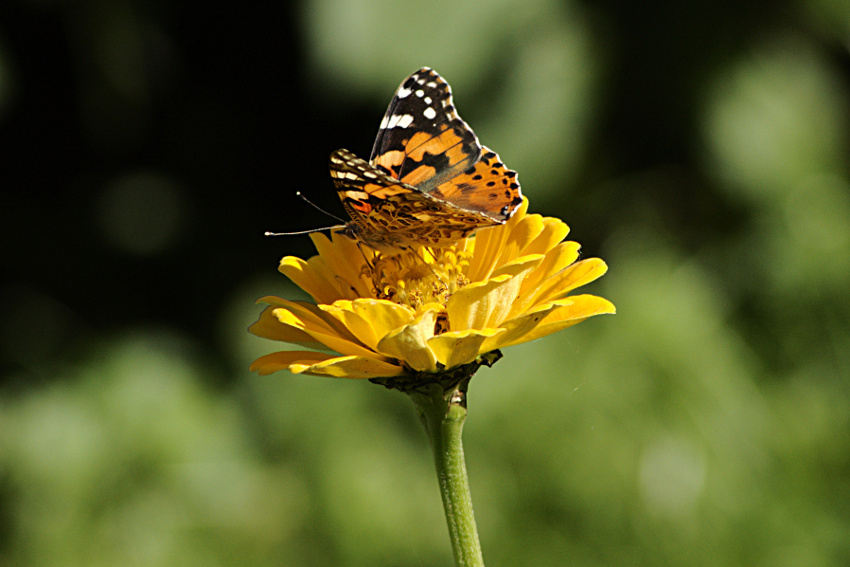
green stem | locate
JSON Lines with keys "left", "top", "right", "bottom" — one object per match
{"left": 411, "top": 382, "right": 484, "bottom": 567}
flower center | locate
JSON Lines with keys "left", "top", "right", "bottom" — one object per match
{"left": 367, "top": 246, "right": 471, "bottom": 310}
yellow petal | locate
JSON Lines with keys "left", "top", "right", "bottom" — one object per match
{"left": 490, "top": 254, "right": 543, "bottom": 279}
{"left": 497, "top": 213, "right": 546, "bottom": 264}
{"left": 519, "top": 241, "right": 581, "bottom": 295}
{"left": 466, "top": 229, "right": 504, "bottom": 282}
{"left": 446, "top": 276, "right": 511, "bottom": 330}
{"left": 293, "top": 355, "right": 406, "bottom": 379}
{"left": 480, "top": 301, "right": 566, "bottom": 353}
{"left": 414, "top": 301, "right": 448, "bottom": 319}
{"left": 508, "top": 241, "right": 583, "bottom": 318}
{"left": 466, "top": 198, "right": 528, "bottom": 282}
{"left": 273, "top": 308, "right": 385, "bottom": 360}
{"left": 427, "top": 328, "right": 505, "bottom": 368}
{"left": 523, "top": 218, "right": 570, "bottom": 256}
{"left": 262, "top": 297, "right": 357, "bottom": 342}
{"left": 249, "top": 351, "right": 335, "bottom": 375}
{"left": 524, "top": 258, "right": 609, "bottom": 308}
{"left": 499, "top": 294, "right": 616, "bottom": 349}
{"left": 352, "top": 298, "right": 414, "bottom": 337}
{"left": 278, "top": 255, "right": 340, "bottom": 304}
{"left": 310, "top": 232, "right": 373, "bottom": 298}
{"left": 320, "top": 299, "right": 413, "bottom": 351}
{"left": 447, "top": 257, "right": 538, "bottom": 331}
{"left": 376, "top": 309, "right": 439, "bottom": 372}
{"left": 248, "top": 304, "right": 323, "bottom": 348}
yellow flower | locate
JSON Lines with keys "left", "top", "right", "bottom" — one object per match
{"left": 249, "top": 199, "right": 614, "bottom": 379}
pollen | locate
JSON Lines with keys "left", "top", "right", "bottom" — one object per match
{"left": 368, "top": 246, "right": 471, "bottom": 312}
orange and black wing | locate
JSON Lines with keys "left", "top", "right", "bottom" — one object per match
{"left": 329, "top": 149, "right": 499, "bottom": 250}
{"left": 368, "top": 68, "right": 522, "bottom": 222}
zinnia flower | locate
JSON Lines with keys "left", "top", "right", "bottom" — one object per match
{"left": 249, "top": 198, "right": 614, "bottom": 382}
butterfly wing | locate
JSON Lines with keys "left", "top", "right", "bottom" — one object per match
{"left": 429, "top": 147, "right": 524, "bottom": 222}
{"left": 328, "top": 68, "right": 523, "bottom": 251}
{"left": 369, "top": 68, "right": 482, "bottom": 191}
{"left": 369, "top": 68, "right": 522, "bottom": 222}
{"left": 329, "top": 149, "right": 498, "bottom": 250}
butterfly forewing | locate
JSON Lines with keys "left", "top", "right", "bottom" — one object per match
{"left": 369, "top": 68, "right": 482, "bottom": 191}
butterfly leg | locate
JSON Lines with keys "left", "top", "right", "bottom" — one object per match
{"left": 352, "top": 240, "right": 378, "bottom": 272}
{"left": 412, "top": 246, "right": 450, "bottom": 288}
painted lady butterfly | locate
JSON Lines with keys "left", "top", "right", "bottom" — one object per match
{"left": 329, "top": 68, "right": 523, "bottom": 252}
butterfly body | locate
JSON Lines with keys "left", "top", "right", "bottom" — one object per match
{"left": 329, "top": 68, "right": 523, "bottom": 252}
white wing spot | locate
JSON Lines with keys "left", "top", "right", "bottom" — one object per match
{"left": 388, "top": 113, "right": 414, "bottom": 128}
{"left": 423, "top": 107, "right": 437, "bottom": 120}
{"left": 415, "top": 89, "right": 424, "bottom": 97}
{"left": 397, "top": 87, "right": 412, "bottom": 98}
{"left": 380, "top": 116, "right": 389, "bottom": 129}
{"left": 424, "top": 96, "right": 432, "bottom": 104}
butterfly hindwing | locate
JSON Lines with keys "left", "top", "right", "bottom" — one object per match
{"left": 430, "top": 147, "right": 523, "bottom": 222}
{"left": 329, "top": 148, "right": 494, "bottom": 251}
{"left": 330, "top": 148, "right": 417, "bottom": 205}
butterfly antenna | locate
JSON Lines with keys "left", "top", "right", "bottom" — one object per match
{"left": 296, "top": 191, "right": 346, "bottom": 223}
{"left": 264, "top": 192, "right": 348, "bottom": 236}
{"left": 264, "top": 225, "right": 345, "bottom": 237}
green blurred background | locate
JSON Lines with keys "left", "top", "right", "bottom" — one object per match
{"left": 2, "top": 0, "right": 849, "bottom": 565}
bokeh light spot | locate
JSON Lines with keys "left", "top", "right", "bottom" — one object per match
{"left": 639, "top": 436, "right": 707, "bottom": 517}
{"left": 701, "top": 36, "right": 849, "bottom": 201}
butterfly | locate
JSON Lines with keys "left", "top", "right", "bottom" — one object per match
{"left": 329, "top": 67, "right": 523, "bottom": 252}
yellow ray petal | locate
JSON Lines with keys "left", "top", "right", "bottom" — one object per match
{"left": 523, "top": 217, "right": 570, "bottom": 256}
{"left": 490, "top": 254, "right": 544, "bottom": 279}
{"left": 310, "top": 232, "right": 373, "bottom": 298}
{"left": 273, "top": 308, "right": 385, "bottom": 360}
{"left": 519, "top": 241, "right": 581, "bottom": 293}
{"left": 509, "top": 241, "right": 583, "bottom": 318}
{"left": 320, "top": 299, "right": 413, "bottom": 351}
{"left": 414, "top": 302, "right": 447, "bottom": 320}
{"left": 497, "top": 213, "right": 546, "bottom": 264}
{"left": 261, "top": 297, "right": 357, "bottom": 342}
{"left": 293, "top": 354, "right": 406, "bottom": 379}
{"left": 352, "top": 298, "right": 414, "bottom": 336}
{"left": 427, "top": 328, "right": 504, "bottom": 369}
{"left": 524, "top": 258, "right": 609, "bottom": 308}
{"left": 376, "top": 309, "right": 439, "bottom": 372}
{"left": 448, "top": 257, "right": 538, "bottom": 331}
{"left": 467, "top": 198, "right": 529, "bottom": 282}
{"left": 248, "top": 304, "right": 323, "bottom": 347}
{"left": 466, "top": 228, "right": 505, "bottom": 283}
{"left": 249, "top": 350, "right": 335, "bottom": 376}
{"left": 278, "top": 256, "right": 340, "bottom": 304}
{"left": 446, "top": 274, "right": 517, "bottom": 331}
{"left": 499, "top": 294, "right": 616, "bottom": 349}
{"left": 480, "top": 301, "right": 565, "bottom": 353}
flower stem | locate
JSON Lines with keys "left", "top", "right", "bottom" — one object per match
{"left": 411, "top": 382, "right": 484, "bottom": 567}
